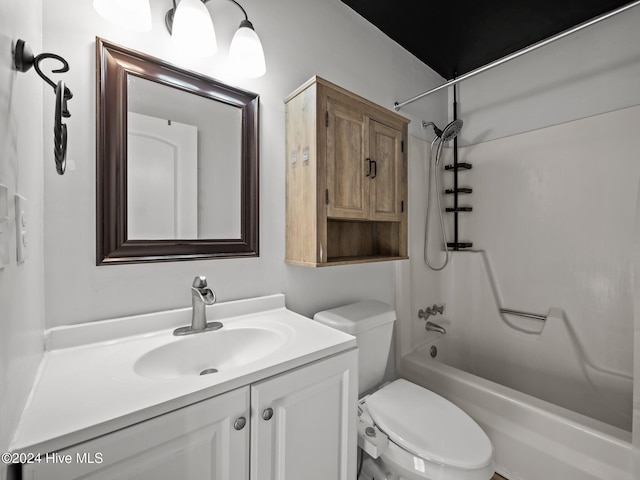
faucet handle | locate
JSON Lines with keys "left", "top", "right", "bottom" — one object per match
{"left": 192, "top": 275, "right": 208, "bottom": 289}
{"left": 419, "top": 304, "right": 444, "bottom": 319}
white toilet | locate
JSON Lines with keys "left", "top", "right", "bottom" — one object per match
{"left": 314, "top": 300, "right": 494, "bottom": 480}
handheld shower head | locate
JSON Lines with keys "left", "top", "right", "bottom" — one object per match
{"left": 440, "top": 119, "right": 463, "bottom": 142}
{"left": 421, "top": 118, "right": 464, "bottom": 272}
{"left": 421, "top": 119, "right": 464, "bottom": 142}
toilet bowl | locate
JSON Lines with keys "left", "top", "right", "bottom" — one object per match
{"left": 314, "top": 301, "right": 494, "bottom": 480}
{"left": 359, "top": 379, "right": 494, "bottom": 480}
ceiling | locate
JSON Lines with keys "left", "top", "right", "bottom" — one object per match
{"left": 341, "top": 0, "right": 632, "bottom": 80}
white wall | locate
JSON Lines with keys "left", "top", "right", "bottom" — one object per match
{"left": 0, "top": 1, "right": 45, "bottom": 478}
{"left": 634, "top": 177, "right": 640, "bottom": 478}
{"left": 42, "top": 0, "right": 445, "bottom": 327}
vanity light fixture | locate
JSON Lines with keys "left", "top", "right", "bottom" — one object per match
{"left": 93, "top": 0, "right": 152, "bottom": 32}
{"left": 165, "top": 0, "right": 266, "bottom": 78}
{"left": 168, "top": 0, "right": 217, "bottom": 57}
{"left": 228, "top": 17, "right": 266, "bottom": 78}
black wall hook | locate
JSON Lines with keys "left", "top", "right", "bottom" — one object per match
{"left": 14, "top": 39, "right": 73, "bottom": 175}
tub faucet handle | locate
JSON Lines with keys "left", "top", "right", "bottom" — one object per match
{"left": 418, "top": 304, "right": 444, "bottom": 320}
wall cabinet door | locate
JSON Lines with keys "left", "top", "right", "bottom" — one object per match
{"left": 369, "top": 119, "right": 403, "bottom": 221}
{"left": 326, "top": 99, "right": 369, "bottom": 220}
{"left": 22, "top": 387, "right": 250, "bottom": 480}
{"left": 250, "top": 350, "right": 358, "bottom": 480}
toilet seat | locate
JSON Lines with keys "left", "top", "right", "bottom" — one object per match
{"left": 365, "top": 379, "right": 493, "bottom": 472}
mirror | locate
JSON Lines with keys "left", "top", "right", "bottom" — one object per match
{"left": 96, "top": 38, "right": 259, "bottom": 264}
{"left": 127, "top": 76, "right": 242, "bottom": 240}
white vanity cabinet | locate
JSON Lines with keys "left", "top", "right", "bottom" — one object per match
{"left": 22, "top": 350, "right": 357, "bottom": 480}
{"left": 22, "top": 386, "right": 251, "bottom": 480}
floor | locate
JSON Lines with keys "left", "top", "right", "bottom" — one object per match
{"left": 493, "top": 475, "right": 508, "bottom": 480}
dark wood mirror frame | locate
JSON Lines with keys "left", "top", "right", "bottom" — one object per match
{"left": 96, "top": 38, "right": 259, "bottom": 265}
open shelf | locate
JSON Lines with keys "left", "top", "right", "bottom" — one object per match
{"left": 326, "top": 219, "right": 403, "bottom": 262}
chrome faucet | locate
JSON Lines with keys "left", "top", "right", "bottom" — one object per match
{"left": 418, "top": 304, "right": 444, "bottom": 320}
{"left": 425, "top": 321, "right": 446, "bottom": 334}
{"left": 173, "top": 276, "right": 222, "bottom": 336}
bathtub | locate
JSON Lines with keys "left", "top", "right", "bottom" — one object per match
{"left": 398, "top": 341, "right": 633, "bottom": 480}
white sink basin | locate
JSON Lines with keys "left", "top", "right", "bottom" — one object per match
{"left": 134, "top": 325, "right": 291, "bottom": 379}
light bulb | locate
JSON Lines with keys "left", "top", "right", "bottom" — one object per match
{"left": 93, "top": 0, "right": 152, "bottom": 32}
{"left": 228, "top": 20, "right": 266, "bottom": 78}
{"left": 172, "top": 0, "right": 217, "bottom": 57}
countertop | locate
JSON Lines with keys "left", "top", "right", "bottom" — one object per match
{"left": 11, "top": 294, "right": 356, "bottom": 455}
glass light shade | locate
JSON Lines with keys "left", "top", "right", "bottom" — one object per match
{"left": 228, "top": 22, "right": 266, "bottom": 78}
{"left": 172, "top": 0, "right": 217, "bottom": 57}
{"left": 93, "top": 0, "right": 152, "bottom": 32}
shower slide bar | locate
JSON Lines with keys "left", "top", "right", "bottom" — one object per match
{"left": 393, "top": 0, "right": 640, "bottom": 110}
{"left": 499, "top": 308, "right": 546, "bottom": 322}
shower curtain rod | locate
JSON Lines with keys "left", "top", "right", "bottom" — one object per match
{"left": 394, "top": 0, "right": 640, "bottom": 111}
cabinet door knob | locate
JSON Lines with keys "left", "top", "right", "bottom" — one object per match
{"left": 371, "top": 159, "right": 377, "bottom": 179}
{"left": 262, "top": 408, "right": 274, "bottom": 421}
{"left": 365, "top": 158, "right": 372, "bottom": 177}
{"left": 234, "top": 416, "right": 247, "bottom": 430}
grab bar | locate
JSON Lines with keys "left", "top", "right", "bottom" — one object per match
{"left": 499, "top": 308, "right": 546, "bottom": 321}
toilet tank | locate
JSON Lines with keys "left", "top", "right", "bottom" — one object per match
{"left": 314, "top": 300, "right": 396, "bottom": 395}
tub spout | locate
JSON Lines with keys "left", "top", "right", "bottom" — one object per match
{"left": 425, "top": 321, "right": 446, "bottom": 334}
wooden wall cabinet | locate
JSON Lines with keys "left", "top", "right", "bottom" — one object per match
{"left": 285, "top": 76, "right": 410, "bottom": 267}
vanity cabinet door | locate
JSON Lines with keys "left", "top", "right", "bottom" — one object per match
{"left": 22, "top": 386, "right": 250, "bottom": 480}
{"left": 250, "top": 349, "right": 358, "bottom": 480}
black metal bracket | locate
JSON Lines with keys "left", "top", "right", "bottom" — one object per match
{"left": 445, "top": 187, "right": 473, "bottom": 194}
{"left": 166, "top": 0, "right": 251, "bottom": 34}
{"left": 444, "top": 162, "right": 472, "bottom": 171}
{"left": 13, "top": 39, "right": 73, "bottom": 175}
{"left": 447, "top": 242, "right": 473, "bottom": 249}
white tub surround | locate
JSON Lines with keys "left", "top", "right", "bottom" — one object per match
{"left": 430, "top": 252, "right": 632, "bottom": 430}
{"left": 401, "top": 105, "right": 640, "bottom": 480}
{"left": 10, "top": 294, "right": 356, "bottom": 455}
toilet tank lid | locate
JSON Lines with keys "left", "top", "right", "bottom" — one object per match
{"left": 313, "top": 300, "right": 396, "bottom": 334}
